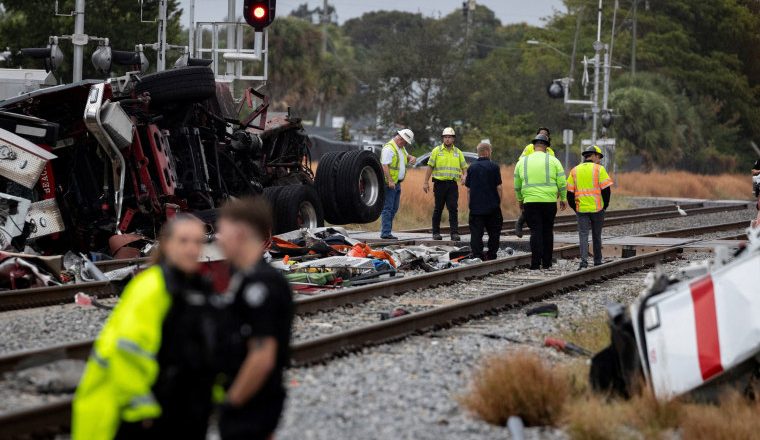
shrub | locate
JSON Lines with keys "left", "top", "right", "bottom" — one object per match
{"left": 459, "top": 351, "right": 569, "bottom": 427}
{"left": 680, "top": 392, "right": 760, "bottom": 440}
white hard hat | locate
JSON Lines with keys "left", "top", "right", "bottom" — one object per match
{"left": 442, "top": 127, "right": 456, "bottom": 137}
{"left": 397, "top": 129, "right": 414, "bottom": 145}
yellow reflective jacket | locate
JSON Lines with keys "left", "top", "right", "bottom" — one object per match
{"left": 567, "top": 161, "right": 613, "bottom": 212}
{"left": 520, "top": 143, "right": 555, "bottom": 159}
{"left": 428, "top": 144, "right": 467, "bottom": 181}
{"left": 72, "top": 266, "right": 171, "bottom": 440}
{"left": 514, "top": 151, "right": 567, "bottom": 203}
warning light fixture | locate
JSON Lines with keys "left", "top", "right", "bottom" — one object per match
{"left": 244, "top": 0, "right": 276, "bottom": 30}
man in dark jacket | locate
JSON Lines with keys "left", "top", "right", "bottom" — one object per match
{"left": 465, "top": 141, "right": 503, "bottom": 260}
{"left": 216, "top": 197, "right": 294, "bottom": 440}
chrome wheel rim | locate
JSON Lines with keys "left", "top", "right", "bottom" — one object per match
{"left": 358, "top": 165, "right": 379, "bottom": 206}
{"left": 297, "top": 201, "right": 319, "bottom": 229}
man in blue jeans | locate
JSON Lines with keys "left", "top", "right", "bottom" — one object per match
{"left": 380, "top": 129, "right": 416, "bottom": 239}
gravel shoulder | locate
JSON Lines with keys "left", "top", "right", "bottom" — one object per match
{"left": 276, "top": 254, "right": 710, "bottom": 440}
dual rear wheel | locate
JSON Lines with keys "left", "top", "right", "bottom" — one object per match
{"left": 315, "top": 150, "right": 385, "bottom": 224}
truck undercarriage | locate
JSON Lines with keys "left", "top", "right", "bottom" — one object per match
{"left": 0, "top": 66, "right": 385, "bottom": 257}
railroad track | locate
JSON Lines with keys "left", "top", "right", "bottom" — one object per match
{"left": 403, "top": 201, "right": 707, "bottom": 234}
{"left": 0, "top": 206, "right": 750, "bottom": 312}
{"left": 0, "top": 246, "right": 682, "bottom": 438}
{"left": 503, "top": 203, "right": 748, "bottom": 236}
{"left": 0, "top": 213, "right": 749, "bottom": 434}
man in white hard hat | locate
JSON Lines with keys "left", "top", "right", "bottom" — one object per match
{"left": 423, "top": 127, "right": 468, "bottom": 241}
{"left": 379, "top": 129, "right": 417, "bottom": 239}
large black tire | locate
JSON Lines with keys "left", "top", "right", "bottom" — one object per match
{"left": 272, "top": 185, "right": 324, "bottom": 234}
{"left": 263, "top": 186, "right": 285, "bottom": 207}
{"left": 135, "top": 66, "right": 216, "bottom": 106}
{"left": 335, "top": 150, "right": 385, "bottom": 224}
{"left": 314, "top": 151, "right": 346, "bottom": 224}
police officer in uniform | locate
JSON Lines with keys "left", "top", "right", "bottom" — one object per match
{"left": 215, "top": 197, "right": 294, "bottom": 440}
{"left": 423, "top": 127, "right": 468, "bottom": 241}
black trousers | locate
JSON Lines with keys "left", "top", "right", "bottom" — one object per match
{"left": 469, "top": 209, "right": 503, "bottom": 260}
{"left": 524, "top": 202, "right": 558, "bottom": 269}
{"left": 219, "top": 399, "right": 284, "bottom": 440}
{"left": 432, "top": 180, "right": 459, "bottom": 234}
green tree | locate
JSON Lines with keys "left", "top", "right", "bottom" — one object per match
{"left": 0, "top": 0, "right": 182, "bottom": 82}
{"left": 264, "top": 17, "right": 323, "bottom": 115}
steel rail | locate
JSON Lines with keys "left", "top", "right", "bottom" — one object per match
{"left": 0, "top": 281, "right": 114, "bottom": 312}
{"left": 0, "top": 207, "right": 747, "bottom": 312}
{"left": 640, "top": 220, "right": 750, "bottom": 238}
{"left": 0, "top": 340, "right": 93, "bottom": 375}
{"left": 290, "top": 246, "right": 682, "bottom": 365}
{"left": 295, "top": 245, "right": 581, "bottom": 314}
{"left": 503, "top": 203, "right": 747, "bottom": 236}
{"left": 0, "top": 247, "right": 681, "bottom": 438}
{"left": 0, "top": 399, "right": 72, "bottom": 440}
{"left": 402, "top": 202, "right": 705, "bottom": 234}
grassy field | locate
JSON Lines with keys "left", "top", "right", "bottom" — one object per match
{"left": 351, "top": 166, "right": 753, "bottom": 231}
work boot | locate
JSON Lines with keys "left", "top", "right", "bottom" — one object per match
{"left": 578, "top": 261, "right": 588, "bottom": 271}
{"left": 451, "top": 233, "right": 461, "bottom": 241}
{"left": 515, "top": 214, "right": 525, "bottom": 238}
{"left": 380, "top": 234, "right": 398, "bottom": 240}
{"left": 432, "top": 233, "right": 443, "bottom": 241}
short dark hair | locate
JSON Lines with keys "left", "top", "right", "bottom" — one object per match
{"left": 219, "top": 196, "right": 273, "bottom": 240}
{"left": 536, "top": 127, "right": 551, "bottom": 136}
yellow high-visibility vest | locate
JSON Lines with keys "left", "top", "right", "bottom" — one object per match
{"left": 72, "top": 266, "right": 172, "bottom": 440}
{"left": 514, "top": 151, "right": 567, "bottom": 203}
{"left": 428, "top": 144, "right": 467, "bottom": 181}
{"left": 567, "top": 161, "right": 613, "bottom": 212}
{"left": 520, "top": 143, "right": 556, "bottom": 158}
{"left": 383, "top": 139, "right": 408, "bottom": 184}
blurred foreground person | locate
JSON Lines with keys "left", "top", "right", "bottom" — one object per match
{"left": 216, "top": 197, "right": 294, "bottom": 440}
{"left": 465, "top": 141, "right": 503, "bottom": 260}
{"left": 73, "top": 215, "right": 215, "bottom": 440}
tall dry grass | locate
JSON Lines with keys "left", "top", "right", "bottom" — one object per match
{"left": 314, "top": 157, "right": 752, "bottom": 229}
{"left": 459, "top": 351, "right": 569, "bottom": 427}
{"left": 462, "top": 347, "right": 760, "bottom": 438}
{"left": 361, "top": 166, "right": 752, "bottom": 230}
{"left": 680, "top": 392, "right": 760, "bottom": 440}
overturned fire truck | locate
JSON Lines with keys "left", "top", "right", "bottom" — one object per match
{"left": 0, "top": 66, "right": 385, "bottom": 257}
{"left": 592, "top": 222, "right": 760, "bottom": 401}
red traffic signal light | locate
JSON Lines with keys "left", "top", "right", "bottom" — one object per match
{"left": 244, "top": 0, "right": 276, "bottom": 30}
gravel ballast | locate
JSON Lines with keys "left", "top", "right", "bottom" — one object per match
{"left": 277, "top": 254, "right": 712, "bottom": 440}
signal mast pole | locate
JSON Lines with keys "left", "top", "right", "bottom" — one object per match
{"left": 72, "top": 0, "right": 85, "bottom": 82}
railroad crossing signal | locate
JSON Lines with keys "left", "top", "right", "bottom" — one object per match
{"left": 244, "top": 0, "right": 277, "bottom": 30}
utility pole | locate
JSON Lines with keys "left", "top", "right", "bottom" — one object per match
{"left": 631, "top": 0, "right": 638, "bottom": 76}
{"left": 156, "top": 0, "right": 168, "bottom": 71}
{"left": 569, "top": 7, "right": 583, "bottom": 81}
{"left": 72, "top": 0, "right": 85, "bottom": 82}
{"left": 463, "top": 0, "right": 475, "bottom": 61}
{"left": 226, "top": 0, "right": 236, "bottom": 75}
{"left": 322, "top": 0, "right": 329, "bottom": 54}
{"left": 316, "top": 0, "right": 329, "bottom": 127}
{"left": 591, "top": 0, "right": 603, "bottom": 145}
{"left": 189, "top": 0, "right": 195, "bottom": 55}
